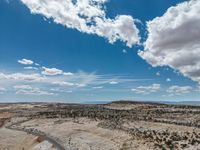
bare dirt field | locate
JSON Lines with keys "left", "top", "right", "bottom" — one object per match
{"left": 1, "top": 101, "right": 200, "bottom": 150}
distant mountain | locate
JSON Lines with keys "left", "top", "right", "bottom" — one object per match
{"left": 110, "top": 100, "right": 200, "bottom": 106}
{"left": 2, "top": 100, "right": 199, "bottom": 106}
{"left": 80, "top": 101, "right": 111, "bottom": 104}
{"left": 163, "top": 101, "right": 200, "bottom": 106}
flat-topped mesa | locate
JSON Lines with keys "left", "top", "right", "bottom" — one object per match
{"left": 110, "top": 100, "right": 200, "bottom": 109}
{"left": 110, "top": 100, "right": 165, "bottom": 105}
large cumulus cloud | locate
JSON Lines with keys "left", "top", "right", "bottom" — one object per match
{"left": 20, "top": 0, "right": 140, "bottom": 47}
{"left": 139, "top": 0, "right": 200, "bottom": 84}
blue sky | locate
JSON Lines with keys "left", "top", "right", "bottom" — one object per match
{"left": 0, "top": 0, "right": 200, "bottom": 102}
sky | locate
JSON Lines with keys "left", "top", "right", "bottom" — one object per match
{"left": 0, "top": 0, "right": 200, "bottom": 103}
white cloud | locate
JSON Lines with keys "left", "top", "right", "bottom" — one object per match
{"left": 109, "top": 81, "right": 118, "bottom": 85}
{"left": 15, "top": 85, "right": 54, "bottom": 95}
{"left": 0, "top": 71, "right": 96, "bottom": 88}
{"left": 52, "top": 81, "right": 74, "bottom": 86}
{"left": 131, "top": 84, "right": 160, "bottom": 95}
{"left": 156, "top": 72, "right": 160, "bottom": 76}
{"left": 139, "top": 0, "right": 200, "bottom": 84}
{"left": 14, "top": 85, "right": 33, "bottom": 90}
{"left": 0, "top": 87, "right": 6, "bottom": 94}
{"left": 76, "top": 83, "right": 87, "bottom": 87}
{"left": 0, "top": 59, "right": 151, "bottom": 97}
{"left": 122, "top": 49, "right": 127, "bottom": 53}
{"left": 24, "top": 66, "right": 38, "bottom": 70}
{"left": 167, "top": 85, "right": 193, "bottom": 95}
{"left": 42, "top": 67, "right": 63, "bottom": 76}
{"left": 35, "top": 63, "right": 40, "bottom": 66}
{"left": 166, "top": 78, "right": 171, "bottom": 82}
{"left": 18, "top": 59, "right": 34, "bottom": 65}
{"left": 63, "top": 72, "right": 74, "bottom": 76}
{"left": 0, "top": 73, "right": 45, "bottom": 82}
{"left": 0, "top": 70, "right": 146, "bottom": 92}
{"left": 92, "top": 86, "right": 103, "bottom": 89}
{"left": 20, "top": 0, "right": 140, "bottom": 47}
{"left": 16, "top": 88, "right": 54, "bottom": 95}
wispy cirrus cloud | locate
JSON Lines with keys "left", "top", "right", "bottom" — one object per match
{"left": 0, "top": 59, "right": 152, "bottom": 96}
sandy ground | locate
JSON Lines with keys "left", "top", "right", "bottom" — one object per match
{"left": 0, "top": 104, "right": 36, "bottom": 111}
{"left": 2, "top": 117, "right": 200, "bottom": 150}
{"left": 20, "top": 118, "right": 151, "bottom": 150}
{"left": 1, "top": 102, "right": 200, "bottom": 150}
{"left": 0, "top": 127, "right": 57, "bottom": 150}
{"left": 0, "top": 127, "right": 34, "bottom": 150}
